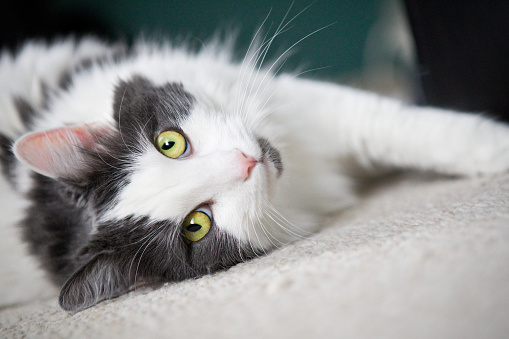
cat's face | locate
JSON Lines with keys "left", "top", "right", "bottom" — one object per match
{"left": 15, "top": 75, "right": 284, "bottom": 311}
{"left": 102, "top": 76, "right": 283, "bottom": 242}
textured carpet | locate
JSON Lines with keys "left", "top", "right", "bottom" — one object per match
{"left": 1, "top": 172, "right": 508, "bottom": 338}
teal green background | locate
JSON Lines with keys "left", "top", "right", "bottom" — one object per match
{"left": 51, "top": 0, "right": 384, "bottom": 79}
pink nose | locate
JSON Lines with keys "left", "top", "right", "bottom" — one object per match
{"left": 238, "top": 151, "right": 258, "bottom": 180}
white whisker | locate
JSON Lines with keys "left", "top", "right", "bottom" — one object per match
{"left": 234, "top": 9, "right": 272, "bottom": 118}
{"left": 253, "top": 205, "right": 283, "bottom": 250}
{"left": 116, "top": 86, "right": 138, "bottom": 155}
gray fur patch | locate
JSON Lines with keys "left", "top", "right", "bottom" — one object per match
{"left": 13, "top": 96, "right": 36, "bottom": 129}
{"left": 257, "top": 137, "right": 283, "bottom": 177}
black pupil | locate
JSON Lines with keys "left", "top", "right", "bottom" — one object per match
{"left": 162, "top": 141, "right": 175, "bottom": 150}
{"left": 187, "top": 224, "right": 202, "bottom": 232}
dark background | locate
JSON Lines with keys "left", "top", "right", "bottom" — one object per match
{"left": 404, "top": 1, "right": 509, "bottom": 119}
{"left": 0, "top": 0, "right": 384, "bottom": 79}
{"left": 1, "top": 0, "right": 508, "bottom": 121}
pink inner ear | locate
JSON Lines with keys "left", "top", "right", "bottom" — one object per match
{"left": 13, "top": 124, "right": 109, "bottom": 179}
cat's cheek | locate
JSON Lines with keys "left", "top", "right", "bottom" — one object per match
{"left": 209, "top": 176, "right": 276, "bottom": 249}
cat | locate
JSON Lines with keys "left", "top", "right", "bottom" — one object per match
{"left": 1, "top": 31, "right": 509, "bottom": 313}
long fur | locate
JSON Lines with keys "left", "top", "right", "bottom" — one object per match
{"left": 2, "top": 29, "right": 509, "bottom": 312}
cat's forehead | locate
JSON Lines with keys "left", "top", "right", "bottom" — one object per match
{"left": 113, "top": 75, "right": 194, "bottom": 133}
{"left": 115, "top": 75, "right": 257, "bottom": 149}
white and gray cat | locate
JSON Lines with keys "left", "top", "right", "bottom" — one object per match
{"left": 1, "top": 32, "right": 509, "bottom": 312}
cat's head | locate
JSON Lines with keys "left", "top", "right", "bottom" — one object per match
{"left": 14, "top": 75, "right": 285, "bottom": 311}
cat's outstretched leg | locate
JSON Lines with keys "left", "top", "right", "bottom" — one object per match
{"left": 275, "top": 75, "right": 509, "bottom": 177}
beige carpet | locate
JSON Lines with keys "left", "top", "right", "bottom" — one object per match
{"left": 1, "top": 172, "right": 508, "bottom": 338}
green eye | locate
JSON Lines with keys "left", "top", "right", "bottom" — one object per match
{"left": 156, "top": 131, "right": 188, "bottom": 158}
{"left": 183, "top": 210, "right": 211, "bottom": 242}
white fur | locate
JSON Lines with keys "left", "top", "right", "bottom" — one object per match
{"left": 3, "top": 37, "right": 509, "bottom": 251}
{"left": 0, "top": 38, "right": 121, "bottom": 138}
{"left": 274, "top": 76, "right": 509, "bottom": 176}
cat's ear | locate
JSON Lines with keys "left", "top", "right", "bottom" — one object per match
{"left": 59, "top": 253, "right": 132, "bottom": 312}
{"left": 13, "top": 123, "right": 112, "bottom": 180}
